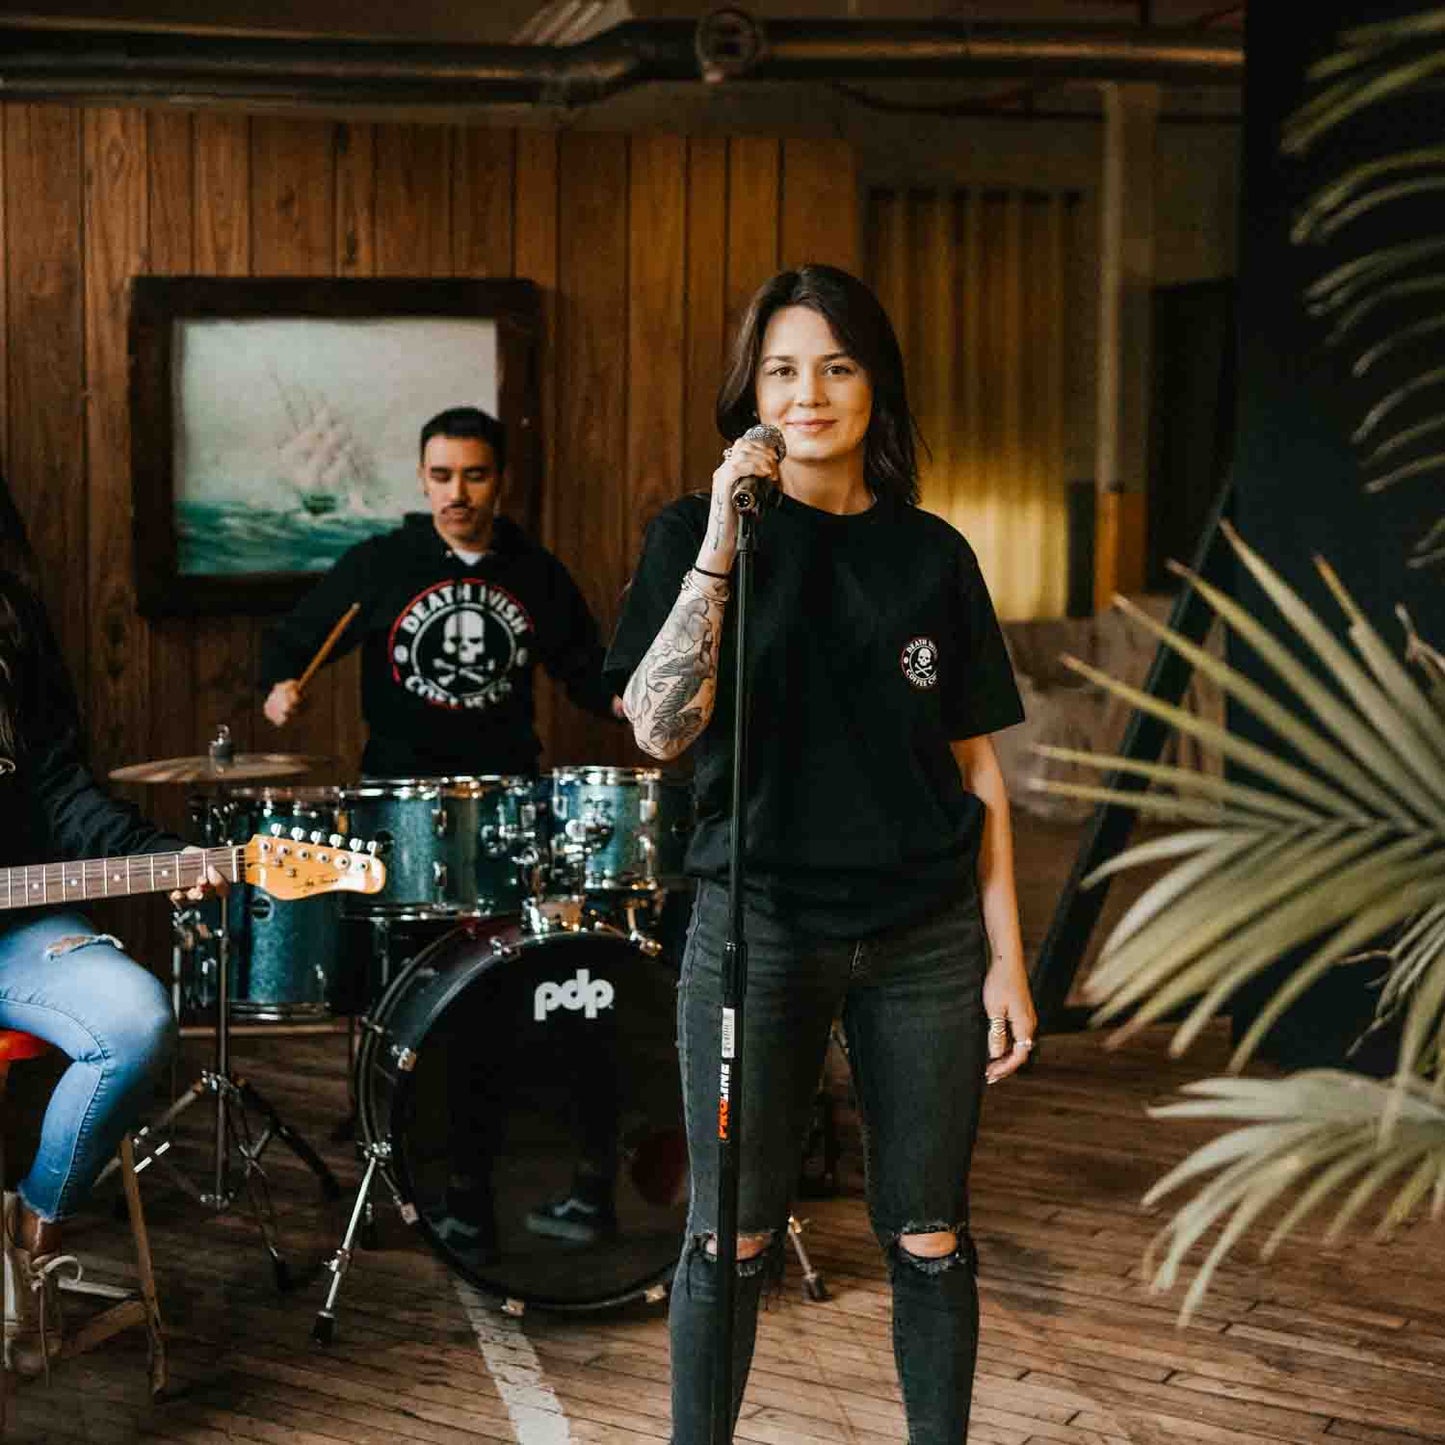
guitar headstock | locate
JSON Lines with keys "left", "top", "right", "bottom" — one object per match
{"left": 240, "top": 830, "right": 387, "bottom": 901}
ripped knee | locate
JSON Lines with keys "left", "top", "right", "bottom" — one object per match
{"left": 899, "top": 1229, "right": 957, "bottom": 1259}
{"left": 705, "top": 1231, "right": 774, "bottom": 1265}
{"left": 690, "top": 1231, "right": 774, "bottom": 1277}
{"left": 43, "top": 933, "right": 123, "bottom": 961}
{"left": 892, "top": 1223, "right": 975, "bottom": 1276}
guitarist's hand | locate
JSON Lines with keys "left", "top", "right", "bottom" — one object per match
{"left": 170, "top": 845, "right": 229, "bottom": 905}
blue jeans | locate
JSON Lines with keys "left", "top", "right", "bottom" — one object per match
{"left": 0, "top": 913, "right": 176, "bottom": 1222}
{"left": 671, "top": 881, "right": 989, "bottom": 1444}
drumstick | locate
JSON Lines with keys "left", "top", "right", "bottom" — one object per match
{"left": 296, "top": 602, "right": 360, "bottom": 694}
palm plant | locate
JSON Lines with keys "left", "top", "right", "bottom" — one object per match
{"left": 1285, "top": 8, "right": 1445, "bottom": 568}
{"left": 1040, "top": 524, "right": 1445, "bottom": 1320}
{"left": 1039, "top": 6, "right": 1445, "bottom": 1323}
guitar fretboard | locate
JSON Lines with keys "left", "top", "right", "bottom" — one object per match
{"left": 0, "top": 845, "right": 243, "bottom": 912}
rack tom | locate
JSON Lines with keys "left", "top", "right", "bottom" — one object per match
{"left": 548, "top": 767, "right": 691, "bottom": 895}
{"left": 337, "top": 777, "right": 539, "bottom": 916}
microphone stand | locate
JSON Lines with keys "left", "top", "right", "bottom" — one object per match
{"left": 712, "top": 499, "right": 758, "bottom": 1445}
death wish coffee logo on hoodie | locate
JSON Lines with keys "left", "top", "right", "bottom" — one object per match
{"left": 388, "top": 578, "right": 533, "bottom": 709}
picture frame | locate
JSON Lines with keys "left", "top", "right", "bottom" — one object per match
{"left": 130, "top": 276, "right": 541, "bottom": 617}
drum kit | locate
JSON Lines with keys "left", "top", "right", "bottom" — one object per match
{"left": 108, "top": 727, "right": 768, "bottom": 1336}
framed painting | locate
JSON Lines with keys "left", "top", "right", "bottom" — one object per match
{"left": 130, "top": 276, "right": 540, "bottom": 616}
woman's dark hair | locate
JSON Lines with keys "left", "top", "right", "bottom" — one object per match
{"left": 716, "top": 264, "right": 920, "bottom": 506}
{"left": 419, "top": 405, "right": 508, "bottom": 474}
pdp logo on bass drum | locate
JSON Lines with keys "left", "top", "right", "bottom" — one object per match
{"left": 534, "top": 968, "right": 615, "bottom": 1022}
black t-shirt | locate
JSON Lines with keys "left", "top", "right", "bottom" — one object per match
{"left": 261, "top": 514, "right": 617, "bottom": 777}
{"left": 603, "top": 490, "right": 1024, "bottom": 937}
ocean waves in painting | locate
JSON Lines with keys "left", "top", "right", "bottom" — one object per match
{"left": 178, "top": 500, "right": 399, "bottom": 576}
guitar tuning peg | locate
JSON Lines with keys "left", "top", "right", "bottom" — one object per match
{"left": 270, "top": 823, "right": 284, "bottom": 837}
{"left": 350, "top": 838, "right": 364, "bottom": 852}
{"left": 310, "top": 830, "right": 324, "bottom": 844}
{"left": 367, "top": 840, "right": 378, "bottom": 855}
{"left": 290, "top": 826, "right": 305, "bottom": 841}
{"left": 329, "top": 833, "right": 343, "bottom": 847}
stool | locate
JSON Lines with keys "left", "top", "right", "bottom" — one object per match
{"left": 0, "top": 1029, "right": 166, "bottom": 1427}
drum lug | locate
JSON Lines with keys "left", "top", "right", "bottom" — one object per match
{"left": 433, "top": 806, "right": 450, "bottom": 839}
{"left": 390, "top": 1044, "right": 417, "bottom": 1072}
{"left": 501, "top": 1298, "right": 526, "bottom": 1318}
{"left": 523, "top": 896, "right": 584, "bottom": 935}
{"left": 432, "top": 861, "right": 449, "bottom": 899}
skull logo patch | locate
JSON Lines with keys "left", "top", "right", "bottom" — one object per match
{"left": 901, "top": 636, "right": 939, "bottom": 689}
{"left": 389, "top": 579, "right": 533, "bottom": 710}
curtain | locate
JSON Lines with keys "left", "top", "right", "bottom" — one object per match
{"left": 868, "top": 187, "right": 1076, "bottom": 621}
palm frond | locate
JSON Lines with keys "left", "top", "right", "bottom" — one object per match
{"left": 1286, "top": 52, "right": 1445, "bottom": 154}
{"left": 1354, "top": 313, "right": 1445, "bottom": 375}
{"left": 1325, "top": 277, "right": 1445, "bottom": 350}
{"left": 1284, "top": 12, "right": 1445, "bottom": 566}
{"left": 1143, "top": 1072, "right": 1445, "bottom": 1323}
{"left": 1039, "top": 535, "right": 1445, "bottom": 1069}
{"left": 1364, "top": 452, "right": 1445, "bottom": 493}
{"left": 1224, "top": 524, "right": 1445, "bottom": 816}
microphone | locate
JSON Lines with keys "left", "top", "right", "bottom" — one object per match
{"left": 731, "top": 423, "right": 787, "bottom": 514}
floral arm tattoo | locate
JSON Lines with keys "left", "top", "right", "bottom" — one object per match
{"left": 624, "top": 572, "right": 728, "bottom": 760}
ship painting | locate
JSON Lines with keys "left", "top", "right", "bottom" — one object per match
{"left": 177, "top": 376, "right": 401, "bottom": 578}
{"left": 170, "top": 313, "right": 501, "bottom": 580}
{"left": 274, "top": 377, "right": 385, "bottom": 520}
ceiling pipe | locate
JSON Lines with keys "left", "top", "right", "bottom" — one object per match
{"left": 0, "top": 16, "right": 1242, "bottom": 110}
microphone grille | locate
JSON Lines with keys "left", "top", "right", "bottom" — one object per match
{"left": 739, "top": 422, "right": 786, "bottom": 460}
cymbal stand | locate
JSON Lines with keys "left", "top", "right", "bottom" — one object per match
{"left": 99, "top": 800, "right": 341, "bottom": 1290}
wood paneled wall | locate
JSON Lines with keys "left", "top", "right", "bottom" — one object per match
{"left": 0, "top": 107, "right": 856, "bottom": 964}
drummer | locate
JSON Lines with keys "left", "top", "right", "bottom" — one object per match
{"left": 261, "top": 406, "right": 623, "bottom": 774}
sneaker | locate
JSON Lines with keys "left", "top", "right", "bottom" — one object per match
{"left": 3, "top": 1192, "right": 82, "bottom": 1378}
{"left": 434, "top": 1186, "right": 498, "bottom": 1263}
{"left": 524, "top": 1193, "right": 617, "bottom": 1244}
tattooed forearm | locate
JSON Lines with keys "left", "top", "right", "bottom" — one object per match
{"left": 706, "top": 489, "right": 729, "bottom": 553}
{"left": 624, "top": 572, "right": 729, "bottom": 760}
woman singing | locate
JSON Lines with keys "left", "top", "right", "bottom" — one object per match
{"left": 604, "top": 264, "right": 1036, "bottom": 1444}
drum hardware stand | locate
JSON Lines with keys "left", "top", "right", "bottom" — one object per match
{"left": 315, "top": 998, "right": 413, "bottom": 1344}
{"left": 103, "top": 858, "right": 342, "bottom": 1292}
{"left": 313, "top": 1137, "right": 394, "bottom": 1344}
{"left": 786, "top": 1216, "right": 828, "bottom": 1302}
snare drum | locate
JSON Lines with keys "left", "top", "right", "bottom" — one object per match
{"left": 337, "top": 777, "right": 539, "bottom": 915}
{"left": 187, "top": 786, "right": 345, "bottom": 1021}
{"left": 548, "top": 767, "right": 692, "bottom": 894}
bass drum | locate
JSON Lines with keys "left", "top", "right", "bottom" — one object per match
{"left": 356, "top": 914, "right": 688, "bottom": 1311}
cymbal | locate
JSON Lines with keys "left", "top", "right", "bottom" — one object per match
{"left": 109, "top": 753, "right": 326, "bottom": 785}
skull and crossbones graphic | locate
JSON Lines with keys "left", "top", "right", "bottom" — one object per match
{"left": 390, "top": 579, "right": 532, "bottom": 708}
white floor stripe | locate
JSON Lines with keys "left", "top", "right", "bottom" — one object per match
{"left": 454, "top": 1279, "right": 575, "bottom": 1443}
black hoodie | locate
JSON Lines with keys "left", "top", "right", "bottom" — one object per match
{"left": 261, "top": 514, "right": 616, "bottom": 777}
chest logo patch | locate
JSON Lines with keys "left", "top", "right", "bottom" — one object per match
{"left": 901, "top": 636, "right": 940, "bottom": 689}
{"left": 388, "top": 578, "right": 533, "bottom": 710}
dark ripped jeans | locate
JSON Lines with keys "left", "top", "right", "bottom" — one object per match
{"left": 670, "top": 879, "right": 989, "bottom": 1444}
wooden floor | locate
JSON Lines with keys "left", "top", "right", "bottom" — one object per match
{"left": 8, "top": 820, "right": 1445, "bottom": 1443}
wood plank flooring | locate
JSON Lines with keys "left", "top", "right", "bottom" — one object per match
{"left": 4, "top": 819, "right": 1440, "bottom": 1443}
